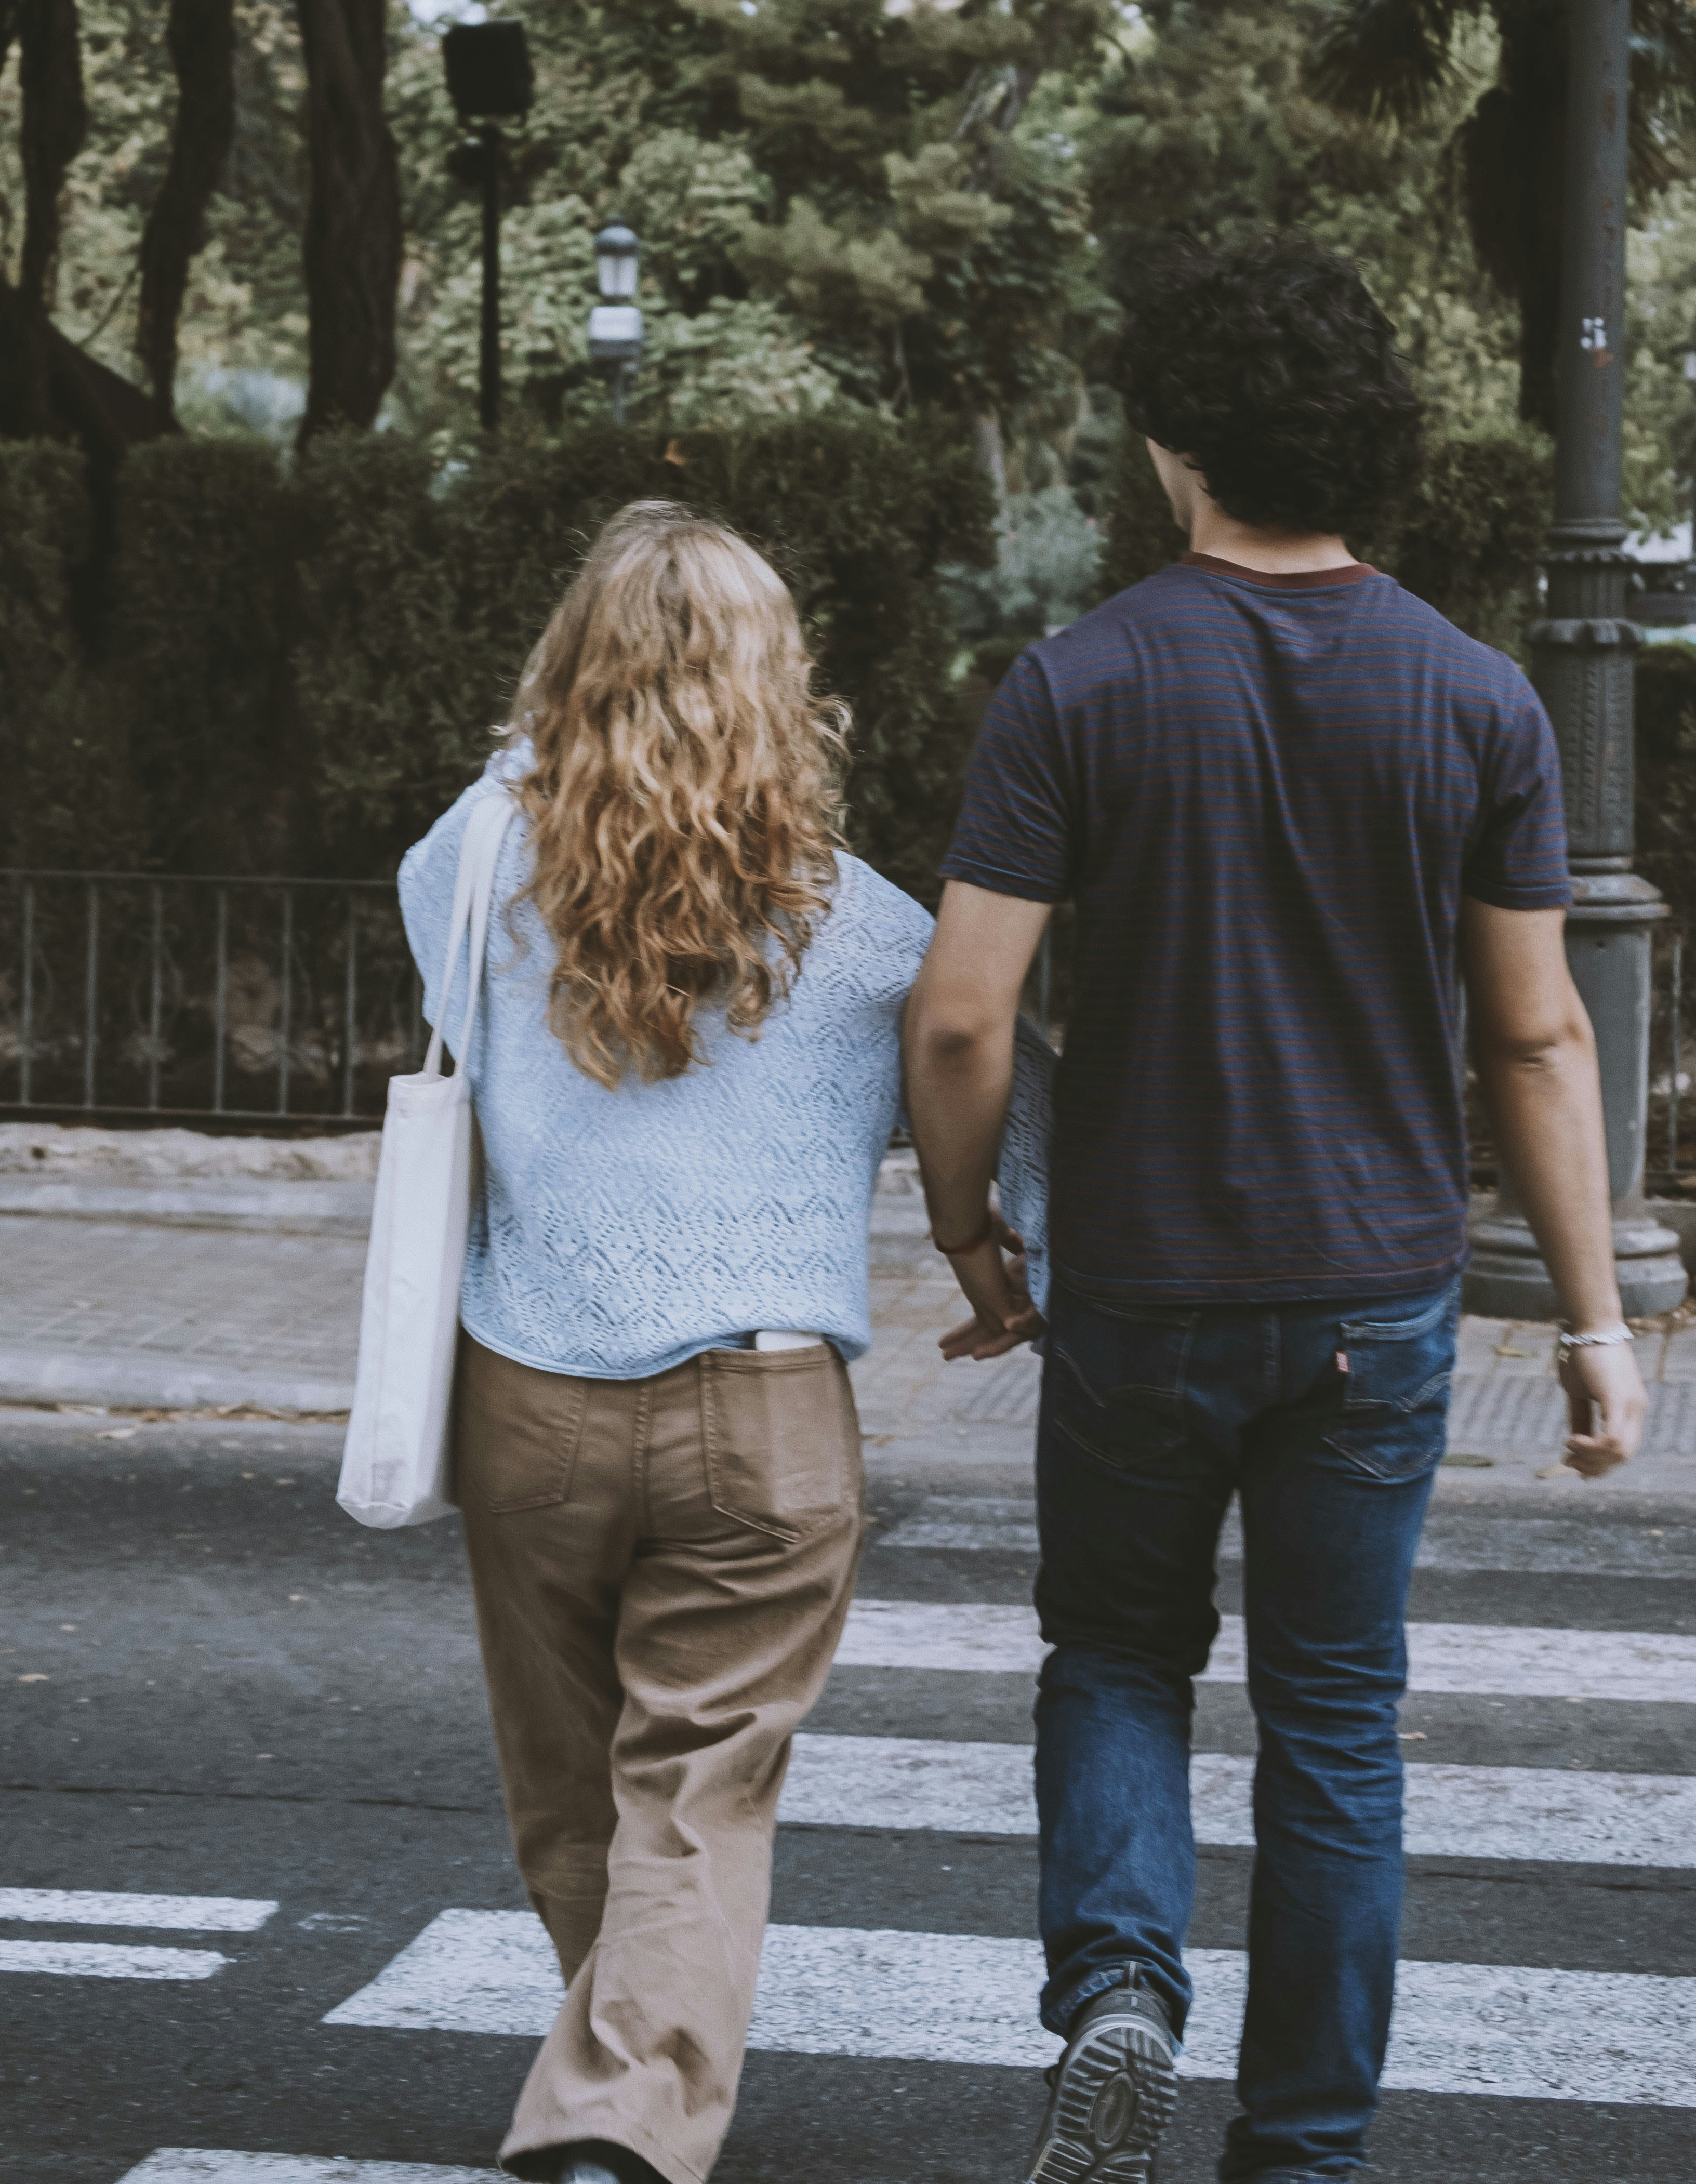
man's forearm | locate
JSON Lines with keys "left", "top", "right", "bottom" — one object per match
{"left": 904, "top": 1016, "right": 1015, "bottom": 1250}
{"left": 1477, "top": 1026, "right": 1622, "bottom": 1329}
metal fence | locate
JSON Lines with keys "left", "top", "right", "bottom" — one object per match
{"left": 1, "top": 870, "right": 423, "bottom": 1129}
{"left": 4, "top": 868, "right": 1692, "bottom": 1180}
{"left": 1649, "top": 924, "right": 1688, "bottom": 1195}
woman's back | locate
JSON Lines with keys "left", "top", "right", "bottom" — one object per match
{"left": 400, "top": 750, "right": 934, "bottom": 1378}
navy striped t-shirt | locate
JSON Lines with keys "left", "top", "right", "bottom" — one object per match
{"left": 940, "top": 553, "right": 1572, "bottom": 1302}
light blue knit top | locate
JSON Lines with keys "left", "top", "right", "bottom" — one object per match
{"left": 399, "top": 752, "right": 1053, "bottom": 1381}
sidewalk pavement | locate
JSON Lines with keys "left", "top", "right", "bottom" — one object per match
{"left": 3, "top": 1181, "right": 1694, "bottom": 1507}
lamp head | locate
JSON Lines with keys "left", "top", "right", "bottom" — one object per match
{"left": 595, "top": 221, "right": 640, "bottom": 301}
{"left": 443, "top": 22, "right": 533, "bottom": 119}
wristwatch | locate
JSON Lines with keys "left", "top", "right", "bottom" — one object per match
{"left": 1555, "top": 1323, "right": 1635, "bottom": 1367}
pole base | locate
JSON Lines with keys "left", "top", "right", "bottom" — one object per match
{"left": 1464, "top": 1202, "right": 1688, "bottom": 1320}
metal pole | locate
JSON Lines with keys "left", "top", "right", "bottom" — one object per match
{"left": 1466, "top": 0, "right": 1687, "bottom": 1316}
{"left": 277, "top": 889, "right": 293, "bottom": 1117}
{"left": 1669, "top": 933, "right": 1683, "bottom": 1178}
{"left": 479, "top": 122, "right": 501, "bottom": 433}
{"left": 19, "top": 880, "right": 34, "bottom": 1105}
{"left": 83, "top": 882, "right": 99, "bottom": 1110}
{"left": 342, "top": 893, "right": 358, "bottom": 1118}
{"left": 147, "top": 884, "right": 163, "bottom": 1111}
{"left": 213, "top": 889, "right": 228, "bottom": 1115}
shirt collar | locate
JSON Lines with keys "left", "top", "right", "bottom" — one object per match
{"left": 1181, "top": 550, "right": 1375, "bottom": 590}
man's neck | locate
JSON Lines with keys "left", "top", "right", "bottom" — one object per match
{"left": 1186, "top": 506, "right": 1356, "bottom": 575}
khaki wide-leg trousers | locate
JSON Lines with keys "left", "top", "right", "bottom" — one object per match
{"left": 455, "top": 1332, "right": 865, "bottom": 2184}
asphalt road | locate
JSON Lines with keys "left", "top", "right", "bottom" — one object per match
{"left": 3, "top": 1411, "right": 1694, "bottom": 2184}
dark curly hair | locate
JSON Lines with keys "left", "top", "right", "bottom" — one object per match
{"left": 1115, "top": 232, "right": 1422, "bottom": 539}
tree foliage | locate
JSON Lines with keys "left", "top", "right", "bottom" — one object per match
{"left": 1307, "top": 0, "right": 1696, "bottom": 430}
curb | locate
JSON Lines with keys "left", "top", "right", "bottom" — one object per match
{"left": 0, "top": 1343, "right": 354, "bottom": 1415}
{"left": 0, "top": 1177, "right": 375, "bottom": 1237}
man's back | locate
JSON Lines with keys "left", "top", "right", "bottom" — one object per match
{"left": 942, "top": 551, "right": 1569, "bottom": 1300}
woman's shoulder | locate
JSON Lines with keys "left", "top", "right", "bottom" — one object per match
{"left": 398, "top": 750, "right": 524, "bottom": 904}
{"left": 826, "top": 852, "right": 935, "bottom": 949}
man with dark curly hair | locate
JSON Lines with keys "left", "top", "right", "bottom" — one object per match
{"left": 905, "top": 233, "right": 1646, "bottom": 2184}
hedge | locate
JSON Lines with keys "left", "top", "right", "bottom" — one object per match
{"left": 1, "top": 420, "right": 995, "bottom": 903}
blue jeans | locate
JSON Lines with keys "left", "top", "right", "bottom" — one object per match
{"left": 1033, "top": 1273, "right": 1460, "bottom": 2183}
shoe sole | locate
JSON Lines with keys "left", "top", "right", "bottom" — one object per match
{"left": 1026, "top": 2012, "right": 1178, "bottom": 2184}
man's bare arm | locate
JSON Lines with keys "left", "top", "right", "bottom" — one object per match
{"left": 905, "top": 881, "right": 1052, "bottom": 1354}
{"left": 1460, "top": 898, "right": 1647, "bottom": 1474}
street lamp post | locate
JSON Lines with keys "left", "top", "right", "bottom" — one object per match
{"left": 589, "top": 221, "right": 642, "bottom": 423}
{"left": 1465, "top": 0, "right": 1688, "bottom": 1318}
{"left": 443, "top": 23, "right": 534, "bottom": 434}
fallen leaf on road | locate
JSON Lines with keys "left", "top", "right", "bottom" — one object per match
{"left": 95, "top": 1426, "right": 138, "bottom": 1441}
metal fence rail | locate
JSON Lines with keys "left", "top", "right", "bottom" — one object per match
{"left": 1649, "top": 923, "right": 1688, "bottom": 1195}
{"left": 2, "top": 870, "right": 422, "bottom": 1129}
{"left": 5, "top": 869, "right": 1691, "bottom": 1180}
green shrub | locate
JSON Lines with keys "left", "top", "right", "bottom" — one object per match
{"left": 111, "top": 438, "right": 308, "bottom": 875}
{"left": 2, "top": 419, "right": 995, "bottom": 905}
{"left": 1379, "top": 426, "right": 1551, "bottom": 656}
{"left": 942, "top": 487, "right": 1106, "bottom": 645}
{"left": 0, "top": 442, "right": 144, "bottom": 871}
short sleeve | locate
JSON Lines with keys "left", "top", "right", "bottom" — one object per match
{"left": 1462, "top": 690, "right": 1573, "bottom": 910}
{"left": 939, "top": 651, "right": 1072, "bottom": 902}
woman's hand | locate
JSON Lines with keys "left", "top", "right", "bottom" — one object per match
{"left": 937, "top": 1213, "right": 1044, "bottom": 1361}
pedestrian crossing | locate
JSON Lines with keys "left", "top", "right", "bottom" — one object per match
{"left": 321, "top": 1907, "right": 1696, "bottom": 2106}
{"left": 118, "top": 2161, "right": 490, "bottom": 2184}
{"left": 780, "top": 1732, "right": 1696, "bottom": 1865}
{"left": 9, "top": 1485, "right": 1695, "bottom": 2178}
{"left": 0, "top": 1938, "right": 230, "bottom": 1981}
{"left": 0, "top": 1888, "right": 276, "bottom": 1930}
{"left": 833, "top": 1597, "right": 1696, "bottom": 1699}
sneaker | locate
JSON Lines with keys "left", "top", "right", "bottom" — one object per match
{"left": 1025, "top": 1968, "right": 1178, "bottom": 2183}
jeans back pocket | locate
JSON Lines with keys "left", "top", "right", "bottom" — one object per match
{"left": 1047, "top": 1281, "right": 1199, "bottom": 1471}
{"left": 1324, "top": 1281, "right": 1460, "bottom": 1483}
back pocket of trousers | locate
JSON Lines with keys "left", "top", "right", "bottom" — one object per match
{"left": 1323, "top": 1284, "right": 1459, "bottom": 1483}
{"left": 700, "top": 1346, "right": 855, "bottom": 1540}
{"left": 1049, "top": 1287, "right": 1197, "bottom": 1470}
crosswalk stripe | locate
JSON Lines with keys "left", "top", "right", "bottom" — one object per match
{"left": 118, "top": 2157, "right": 491, "bottom": 2184}
{"left": 0, "top": 1939, "right": 227, "bottom": 1981}
{"left": 781, "top": 1732, "right": 1696, "bottom": 1867}
{"left": 321, "top": 1909, "right": 1696, "bottom": 2107}
{"left": 876, "top": 1501, "right": 1696, "bottom": 1576}
{"left": 837, "top": 1600, "right": 1696, "bottom": 1702}
{"left": 0, "top": 1888, "right": 276, "bottom": 1931}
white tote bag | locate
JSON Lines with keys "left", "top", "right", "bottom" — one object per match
{"left": 337, "top": 790, "right": 517, "bottom": 1528}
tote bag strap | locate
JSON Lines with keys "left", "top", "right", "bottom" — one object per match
{"left": 422, "top": 790, "right": 519, "bottom": 1079}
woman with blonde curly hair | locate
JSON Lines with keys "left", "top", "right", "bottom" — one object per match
{"left": 398, "top": 502, "right": 1045, "bottom": 2184}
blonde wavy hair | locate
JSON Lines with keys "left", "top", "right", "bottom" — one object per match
{"left": 507, "top": 501, "right": 847, "bottom": 1088}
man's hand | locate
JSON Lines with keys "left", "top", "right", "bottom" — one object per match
{"left": 1560, "top": 1341, "right": 1647, "bottom": 1478}
{"left": 938, "top": 1214, "right": 1044, "bottom": 1362}
{"left": 904, "top": 880, "right": 1053, "bottom": 1363}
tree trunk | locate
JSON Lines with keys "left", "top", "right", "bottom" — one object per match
{"left": 0, "top": 0, "right": 87, "bottom": 437}
{"left": 296, "top": 0, "right": 401, "bottom": 443}
{"left": 135, "top": 0, "right": 236, "bottom": 419}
